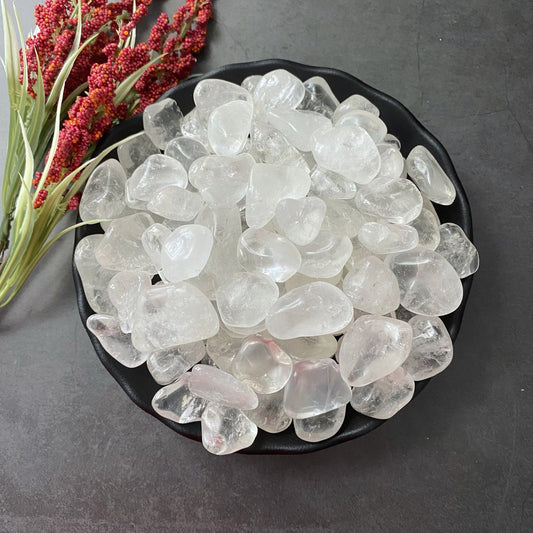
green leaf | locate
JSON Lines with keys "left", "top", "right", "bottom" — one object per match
{"left": 1, "top": 0, "right": 21, "bottom": 107}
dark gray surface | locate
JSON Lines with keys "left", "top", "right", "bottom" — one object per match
{"left": 0, "top": 1, "right": 532, "bottom": 531}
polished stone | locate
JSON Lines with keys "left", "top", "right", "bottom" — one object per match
{"left": 147, "top": 341, "right": 206, "bottom": 385}
{"left": 436, "top": 223, "right": 480, "bottom": 278}
{"left": 294, "top": 405, "right": 346, "bottom": 442}
{"left": 143, "top": 98, "right": 183, "bottom": 150}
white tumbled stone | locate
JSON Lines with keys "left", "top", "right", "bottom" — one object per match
{"left": 283, "top": 358, "right": 351, "bottom": 419}
{"left": 402, "top": 315, "right": 453, "bottom": 380}
{"left": 385, "top": 248, "right": 464, "bottom": 316}
{"left": 350, "top": 366, "right": 415, "bottom": 419}
{"left": 254, "top": 69, "right": 305, "bottom": 111}
{"left": 164, "top": 136, "right": 209, "bottom": 170}
{"left": 245, "top": 389, "right": 292, "bottom": 433}
{"left": 276, "top": 335, "right": 338, "bottom": 361}
{"left": 406, "top": 145, "right": 456, "bottom": 205}
{"left": 275, "top": 196, "right": 326, "bottom": 246}
{"left": 143, "top": 98, "right": 183, "bottom": 150}
{"left": 436, "top": 223, "right": 479, "bottom": 278}
{"left": 208, "top": 100, "right": 253, "bottom": 156}
{"left": 147, "top": 341, "right": 206, "bottom": 385}
{"left": 339, "top": 315, "right": 413, "bottom": 387}
{"left": 152, "top": 373, "right": 207, "bottom": 423}
{"left": 117, "top": 133, "right": 159, "bottom": 176}
{"left": 358, "top": 221, "right": 419, "bottom": 254}
{"left": 266, "top": 282, "right": 354, "bottom": 339}
{"left": 294, "top": 405, "right": 346, "bottom": 442}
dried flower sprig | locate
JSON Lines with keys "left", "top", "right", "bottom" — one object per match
{"left": 0, "top": 0, "right": 212, "bottom": 306}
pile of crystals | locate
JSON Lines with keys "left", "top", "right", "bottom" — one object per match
{"left": 75, "top": 69, "right": 479, "bottom": 455}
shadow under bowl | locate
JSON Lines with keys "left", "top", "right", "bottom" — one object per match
{"left": 73, "top": 59, "right": 474, "bottom": 454}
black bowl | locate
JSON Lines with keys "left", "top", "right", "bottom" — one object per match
{"left": 73, "top": 59, "right": 474, "bottom": 454}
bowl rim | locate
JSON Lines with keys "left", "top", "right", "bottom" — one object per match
{"left": 73, "top": 59, "right": 474, "bottom": 454}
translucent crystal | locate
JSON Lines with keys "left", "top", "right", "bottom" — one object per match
{"left": 254, "top": 69, "right": 305, "bottom": 111}
{"left": 79, "top": 159, "right": 126, "bottom": 221}
{"left": 274, "top": 196, "right": 326, "bottom": 246}
{"left": 322, "top": 199, "right": 365, "bottom": 239}
{"left": 312, "top": 125, "right": 381, "bottom": 184}
{"left": 245, "top": 389, "right": 292, "bottom": 433}
{"left": 298, "top": 76, "right": 339, "bottom": 118}
{"left": 358, "top": 221, "right": 419, "bottom": 254}
{"left": 107, "top": 271, "right": 151, "bottom": 333}
{"left": 205, "top": 328, "right": 243, "bottom": 372}
{"left": 298, "top": 230, "right": 353, "bottom": 278}
{"left": 224, "top": 321, "right": 266, "bottom": 337}
{"left": 161, "top": 224, "right": 213, "bottom": 283}
{"left": 147, "top": 185, "right": 204, "bottom": 221}
{"left": 216, "top": 272, "right": 279, "bottom": 329}
{"left": 141, "top": 223, "right": 171, "bottom": 273}
{"left": 266, "top": 108, "right": 331, "bottom": 152}
{"left": 344, "top": 240, "right": 374, "bottom": 272}
{"left": 189, "top": 364, "right": 258, "bottom": 410}
{"left": 342, "top": 256, "right": 400, "bottom": 315}
{"left": 333, "top": 94, "right": 380, "bottom": 120}
{"left": 201, "top": 403, "right": 258, "bottom": 455}
{"left": 74, "top": 235, "right": 116, "bottom": 314}
{"left": 164, "top": 136, "right": 209, "bottom": 171}
{"left": 355, "top": 175, "right": 423, "bottom": 224}
{"left": 250, "top": 121, "right": 309, "bottom": 168}
{"left": 87, "top": 314, "right": 147, "bottom": 368}
{"left": 276, "top": 335, "right": 338, "bottom": 361}
{"left": 335, "top": 110, "right": 387, "bottom": 144}
{"left": 402, "top": 315, "right": 453, "bottom": 380}
{"left": 117, "top": 133, "right": 159, "bottom": 176}
{"left": 339, "top": 315, "right": 413, "bottom": 387}
{"left": 180, "top": 108, "right": 209, "bottom": 145}
{"left": 238, "top": 227, "right": 301, "bottom": 283}
{"left": 385, "top": 248, "right": 464, "bottom": 316}
{"left": 283, "top": 358, "right": 351, "bottom": 419}
{"left": 245, "top": 163, "right": 310, "bottom": 228}
{"left": 350, "top": 367, "right": 415, "bottom": 419}
{"left": 208, "top": 100, "right": 253, "bottom": 156}
{"left": 377, "top": 143, "right": 405, "bottom": 181}
{"left": 132, "top": 283, "right": 219, "bottom": 350}
{"left": 189, "top": 154, "right": 254, "bottom": 208}
{"left": 409, "top": 208, "right": 441, "bottom": 250}
{"left": 436, "top": 223, "right": 479, "bottom": 278}
{"left": 241, "top": 74, "right": 262, "bottom": 93}
{"left": 143, "top": 98, "right": 183, "bottom": 150}
{"left": 192, "top": 206, "right": 242, "bottom": 298}
{"left": 95, "top": 213, "right": 155, "bottom": 272}
{"left": 294, "top": 405, "right": 346, "bottom": 442}
{"left": 152, "top": 373, "right": 207, "bottom": 423}
{"left": 266, "top": 282, "right": 354, "bottom": 339}
{"left": 147, "top": 341, "right": 206, "bottom": 385}
{"left": 406, "top": 145, "right": 456, "bottom": 205}
{"left": 193, "top": 79, "right": 252, "bottom": 121}
{"left": 309, "top": 167, "right": 357, "bottom": 200}
{"left": 127, "top": 154, "right": 188, "bottom": 201}
{"left": 231, "top": 335, "right": 293, "bottom": 394}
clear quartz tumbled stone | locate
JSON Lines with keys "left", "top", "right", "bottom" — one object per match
{"left": 189, "top": 364, "right": 258, "bottom": 410}
{"left": 143, "top": 98, "right": 183, "bottom": 150}
{"left": 406, "top": 145, "right": 456, "bottom": 205}
{"left": 216, "top": 272, "right": 279, "bottom": 329}
{"left": 189, "top": 154, "right": 254, "bottom": 208}
{"left": 117, "top": 133, "right": 159, "bottom": 176}
{"left": 312, "top": 124, "right": 381, "bottom": 184}
{"left": 205, "top": 328, "right": 243, "bottom": 372}
{"left": 147, "top": 341, "right": 206, "bottom": 385}
{"left": 435, "top": 223, "right": 479, "bottom": 278}
{"left": 231, "top": 335, "right": 293, "bottom": 394}
{"left": 147, "top": 185, "right": 204, "bottom": 222}
{"left": 358, "top": 221, "right": 419, "bottom": 254}
{"left": 161, "top": 224, "right": 214, "bottom": 283}
{"left": 245, "top": 389, "right": 292, "bottom": 433}
{"left": 238, "top": 227, "right": 301, "bottom": 283}
{"left": 283, "top": 358, "right": 351, "bottom": 419}
{"left": 87, "top": 314, "right": 147, "bottom": 368}
{"left": 294, "top": 405, "right": 346, "bottom": 442}
{"left": 342, "top": 256, "right": 400, "bottom": 315}
{"left": 350, "top": 366, "right": 415, "bottom": 419}
{"left": 132, "top": 283, "right": 219, "bottom": 350}
{"left": 274, "top": 197, "right": 327, "bottom": 246}
{"left": 164, "top": 136, "right": 209, "bottom": 170}
{"left": 152, "top": 373, "right": 207, "bottom": 424}
{"left": 402, "top": 315, "right": 453, "bottom": 380}
{"left": 266, "top": 282, "right": 354, "bottom": 339}
{"left": 201, "top": 403, "right": 258, "bottom": 455}
{"left": 338, "top": 315, "right": 413, "bottom": 387}
{"left": 79, "top": 159, "right": 127, "bottom": 222}
{"left": 107, "top": 271, "right": 152, "bottom": 333}
{"left": 276, "top": 335, "right": 338, "bottom": 361}
{"left": 95, "top": 213, "right": 155, "bottom": 272}
{"left": 208, "top": 100, "right": 253, "bottom": 156}
{"left": 254, "top": 69, "right": 306, "bottom": 112}
{"left": 385, "top": 247, "right": 464, "bottom": 316}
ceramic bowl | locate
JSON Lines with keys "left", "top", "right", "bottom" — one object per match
{"left": 73, "top": 59, "right": 474, "bottom": 454}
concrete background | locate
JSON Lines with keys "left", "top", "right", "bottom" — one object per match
{"left": 1, "top": 1, "right": 532, "bottom": 531}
